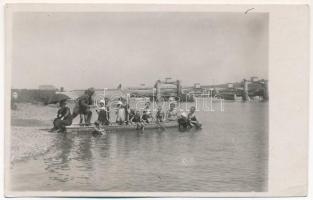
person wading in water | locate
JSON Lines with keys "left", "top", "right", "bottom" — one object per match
{"left": 187, "top": 106, "right": 202, "bottom": 129}
{"left": 49, "top": 99, "right": 72, "bottom": 133}
{"left": 71, "top": 87, "right": 95, "bottom": 126}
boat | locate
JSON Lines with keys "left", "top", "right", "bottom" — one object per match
{"left": 41, "top": 121, "right": 179, "bottom": 133}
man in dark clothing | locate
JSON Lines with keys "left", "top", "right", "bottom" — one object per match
{"left": 71, "top": 87, "right": 95, "bottom": 125}
{"left": 49, "top": 99, "right": 72, "bottom": 133}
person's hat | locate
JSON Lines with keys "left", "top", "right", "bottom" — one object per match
{"left": 117, "top": 101, "right": 123, "bottom": 105}
{"left": 99, "top": 99, "right": 105, "bottom": 105}
{"left": 87, "top": 87, "right": 95, "bottom": 95}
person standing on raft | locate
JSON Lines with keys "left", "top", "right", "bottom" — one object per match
{"left": 155, "top": 106, "right": 165, "bottom": 123}
{"left": 95, "top": 99, "right": 110, "bottom": 128}
{"left": 71, "top": 87, "right": 95, "bottom": 126}
{"left": 49, "top": 99, "right": 72, "bottom": 133}
{"left": 116, "top": 101, "right": 126, "bottom": 125}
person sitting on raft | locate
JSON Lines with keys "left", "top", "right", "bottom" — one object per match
{"left": 71, "top": 87, "right": 95, "bottom": 126}
{"left": 94, "top": 100, "right": 110, "bottom": 128}
{"left": 116, "top": 101, "right": 126, "bottom": 125}
{"left": 49, "top": 99, "right": 72, "bottom": 133}
{"left": 142, "top": 102, "right": 153, "bottom": 123}
{"left": 129, "top": 110, "right": 144, "bottom": 130}
{"left": 187, "top": 106, "right": 202, "bottom": 129}
{"left": 129, "top": 109, "right": 136, "bottom": 120}
{"left": 166, "top": 102, "right": 178, "bottom": 121}
{"left": 155, "top": 106, "right": 165, "bottom": 123}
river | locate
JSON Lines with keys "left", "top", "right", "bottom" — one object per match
{"left": 9, "top": 101, "right": 268, "bottom": 192}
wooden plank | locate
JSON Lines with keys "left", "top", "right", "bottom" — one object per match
{"left": 40, "top": 121, "right": 178, "bottom": 133}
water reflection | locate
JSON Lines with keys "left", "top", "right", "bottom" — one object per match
{"left": 44, "top": 133, "right": 74, "bottom": 183}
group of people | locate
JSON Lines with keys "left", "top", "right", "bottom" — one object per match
{"left": 49, "top": 87, "right": 95, "bottom": 133}
{"left": 95, "top": 100, "right": 182, "bottom": 130}
{"left": 49, "top": 87, "right": 201, "bottom": 133}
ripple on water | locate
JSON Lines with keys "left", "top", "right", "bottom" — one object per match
{"left": 10, "top": 126, "right": 58, "bottom": 164}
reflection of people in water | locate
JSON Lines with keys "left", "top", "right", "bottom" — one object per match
{"left": 44, "top": 133, "right": 93, "bottom": 183}
{"left": 49, "top": 99, "right": 72, "bottom": 133}
{"left": 44, "top": 134, "right": 74, "bottom": 182}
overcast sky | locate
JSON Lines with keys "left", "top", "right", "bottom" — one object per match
{"left": 12, "top": 12, "right": 268, "bottom": 90}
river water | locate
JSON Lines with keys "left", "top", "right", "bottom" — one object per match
{"left": 9, "top": 101, "right": 268, "bottom": 192}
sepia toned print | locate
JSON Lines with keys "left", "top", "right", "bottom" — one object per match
{"left": 5, "top": 3, "right": 308, "bottom": 197}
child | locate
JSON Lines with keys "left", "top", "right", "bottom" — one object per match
{"left": 95, "top": 100, "right": 110, "bottom": 128}
{"left": 142, "top": 102, "right": 152, "bottom": 123}
{"left": 166, "top": 102, "right": 178, "bottom": 121}
{"left": 155, "top": 106, "right": 165, "bottom": 123}
{"left": 130, "top": 110, "right": 144, "bottom": 130}
{"left": 49, "top": 99, "right": 72, "bottom": 133}
{"left": 126, "top": 108, "right": 135, "bottom": 125}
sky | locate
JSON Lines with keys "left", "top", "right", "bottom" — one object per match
{"left": 11, "top": 12, "right": 268, "bottom": 90}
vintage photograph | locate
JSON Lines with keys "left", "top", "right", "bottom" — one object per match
{"left": 7, "top": 6, "right": 269, "bottom": 194}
